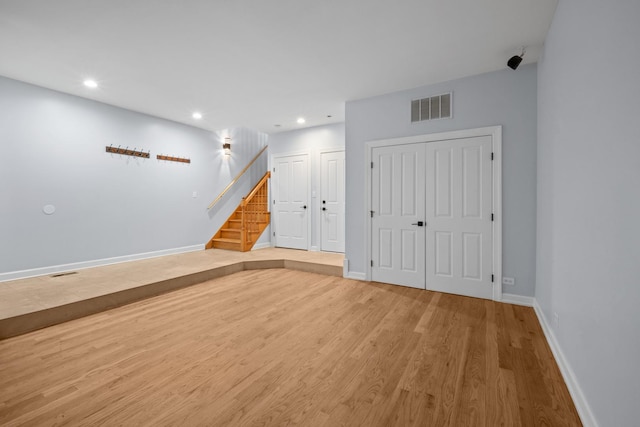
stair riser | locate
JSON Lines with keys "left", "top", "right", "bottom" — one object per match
{"left": 212, "top": 240, "right": 242, "bottom": 251}
{"left": 221, "top": 230, "right": 241, "bottom": 239}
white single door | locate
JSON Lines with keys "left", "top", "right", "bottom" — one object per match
{"left": 320, "top": 151, "right": 345, "bottom": 253}
{"left": 273, "top": 154, "right": 309, "bottom": 250}
{"left": 425, "top": 136, "right": 493, "bottom": 299}
{"left": 371, "top": 144, "right": 426, "bottom": 289}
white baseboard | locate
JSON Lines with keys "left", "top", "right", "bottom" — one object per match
{"left": 0, "top": 244, "right": 204, "bottom": 283}
{"left": 344, "top": 271, "right": 366, "bottom": 281}
{"left": 501, "top": 293, "right": 535, "bottom": 307}
{"left": 342, "top": 259, "right": 366, "bottom": 281}
{"left": 533, "top": 300, "right": 598, "bottom": 427}
{"left": 310, "top": 246, "right": 319, "bottom": 252}
{"left": 251, "top": 242, "right": 271, "bottom": 250}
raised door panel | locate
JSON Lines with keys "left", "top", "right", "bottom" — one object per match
{"left": 276, "top": 161, "right": 290, "bottom": 203}
{"left": 434, "top": 148, "right": 453, "bottom": 218}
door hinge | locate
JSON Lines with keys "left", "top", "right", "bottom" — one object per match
{"left": 273, "top": 199, "right": 275, "bottom": 205}
{"left": 371, "top": 260, "right": 374, "bottom": 267}
{"left": 491, "top": 152, "right": 494, "bottom": 160}
{"left": 491, "top": 213, "right": 494, "bottom": 221}
{"left": 370, "top": 210, "right": 374, "bottom": 218}
{"left": 273, "top": 167, "right": 275, "bottom": 172}
{"left": 371, "top": 161, "right": 374, "bottom": 169}
{"left": 491, "top": 274, "right": 494, "bottom": 283}
{"left": 273, "top": 232, "right": 275, "bottom": 236}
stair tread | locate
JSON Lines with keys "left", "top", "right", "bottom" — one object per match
{"left": 213, "top": 237, "right": 242, "bottom": 243}
{"left": 221, "top": 228, "right": 241, "bottom": 232}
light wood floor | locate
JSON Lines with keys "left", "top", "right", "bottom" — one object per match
{"left": 0, "top": 269, "right": 580, "bottom": 426}
{"left": 0, "top": 248, "right": 343, "bottom": 339}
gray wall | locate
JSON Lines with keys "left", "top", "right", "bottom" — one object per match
{"left": 345, "top": 65, "right": 538, "bottom": 296}
{"left": 268, "top": 123, "right": 345, "bottom": 250}
{"left": 0, "top": 76, "right": 268, "bottom": 275}
{"left": 536, "top": 0, "right": 640, "bottom": 425}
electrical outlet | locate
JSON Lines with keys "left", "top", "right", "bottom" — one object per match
{"left": 502, "top": 277, "right": 515, "bottom": 286}
{"left": 553, "top": 312, "right": 559, "bottom": 328}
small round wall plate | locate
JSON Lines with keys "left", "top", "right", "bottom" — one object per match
{"left": 43, "top": 204, "right": 56, "bottom": 215}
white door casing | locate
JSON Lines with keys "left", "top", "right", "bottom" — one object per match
{"left": 365, "top": 126, "right": 502, "bottom": 301}
{"left": 320, "top": 150, "right": 345, "bottom": 253}
{"left": 371, "top": 144, "right": 426, "bottom": 289}
{"left": 273, "top": 154, "right": 309, "bottom": 250}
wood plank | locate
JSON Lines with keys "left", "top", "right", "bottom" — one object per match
{"left": 0, "top": 270, "right": 581, "bottom": 426}
{"left": 212, "top": 238, "right": 242, "bottom": 251}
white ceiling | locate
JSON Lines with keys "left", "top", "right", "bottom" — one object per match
{"left": 0, "top": 0, "right": 557, "bottom": 134}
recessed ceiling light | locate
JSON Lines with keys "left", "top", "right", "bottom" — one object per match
{"left": 83, "top": 79, "right": 98, "bottom": 88}
{"left": 192, "top": 112, "right": 203, "bottom": 120}
{"left": 296, "top": 117, "right": 306, "bottom": 124}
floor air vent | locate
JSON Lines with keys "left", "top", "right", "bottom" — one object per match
{"left": 51, "top": 271, "right": 78, "bottom": 278}
{"left": 411, "top": 93, "right": 451, "bottom": 122}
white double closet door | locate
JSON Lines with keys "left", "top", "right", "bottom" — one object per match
{"left": 371, "top": 136, "right": 494, "bottom": 300}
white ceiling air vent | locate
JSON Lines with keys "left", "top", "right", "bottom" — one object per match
{"left": 411, "top": 93, "right": 452, "bottom": 122}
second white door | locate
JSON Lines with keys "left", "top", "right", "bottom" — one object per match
{"left": 320, "top": 151, "right": 345, "bottom": 253}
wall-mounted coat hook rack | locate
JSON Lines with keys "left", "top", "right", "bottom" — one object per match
{"left": 106, "top": 145, "right": 150, "bottom": 158}
{"left": 157, "top": 154, "right": 191, "bottom": 164}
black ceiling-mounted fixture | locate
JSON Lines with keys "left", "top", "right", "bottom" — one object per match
{"left": 508, "top": 47, "right": 526, "bottom": 70}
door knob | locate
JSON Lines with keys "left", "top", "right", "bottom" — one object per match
{"left": 411, "top": 221, "right": 425, "bottom": 226}
{"left": 301, "top": 205, "right": 307, "bottom": 209}
{"left": 322, "top": 207, "right": 327, "bottom": 211}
